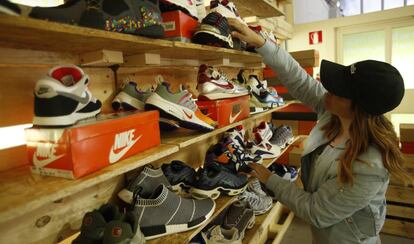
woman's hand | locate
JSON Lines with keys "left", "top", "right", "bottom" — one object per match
{"left": 228, "top": 18, "right": 266, "bottom": 48}
{"left": 248, "top": 163, "right": 273, "bottom": 184}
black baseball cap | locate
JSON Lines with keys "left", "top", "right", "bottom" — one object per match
{"left": 320, "top": 59, "right": 405, "bottom": 116}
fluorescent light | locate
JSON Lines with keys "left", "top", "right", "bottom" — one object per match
{"left": 10, "top": 0, "right": 63, "bottom": 7}
{"left": 0, "top": 124, "right": 32, "bottom": 150}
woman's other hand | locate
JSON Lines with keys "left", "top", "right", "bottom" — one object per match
{"left": 248, "top": 163, "right": 273, "bottom": 183}
{"left": 228, "top": 18, "right": 266, "bottom": 48}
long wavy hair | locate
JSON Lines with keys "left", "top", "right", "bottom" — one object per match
{"left": 321, "top": 103, "right": 413, "bottom": 186}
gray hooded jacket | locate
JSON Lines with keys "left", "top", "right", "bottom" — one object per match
{"left": 257, "top": 40, "right": 389, "bottom": 244}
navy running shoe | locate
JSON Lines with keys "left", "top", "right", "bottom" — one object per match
{"left": 162, "top": 160, "right": 196, "bottom": 193}
{"left": 192, "top": 12, "right": 233, "bottom": 48}
{"left": 191, "top": 162, "right": 248, "bottom": 200}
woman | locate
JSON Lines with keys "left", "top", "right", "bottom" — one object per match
{"left": 228, "top": 19, "right": 413, "bottom": 244}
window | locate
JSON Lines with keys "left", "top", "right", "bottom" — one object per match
{"left": 363, "top": 0, "right": 381, "bottom": 13}
{"left": 384, "top": 0, "right": 404, "bottom": 10}
{"left": 341, "top": 0, "right": 361, "bottom": 16}
{"left": 342, "top": 30, "right": 385, "bottom": 65}
{"left": 392, "top": 26, "right": 414, "bottom": 89}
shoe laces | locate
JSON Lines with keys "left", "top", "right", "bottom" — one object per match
{"left": 86, "top": 0, "right": 101, "bottom": 10}
{"left": 131, "top": 186, "right": 143, "bottom": 210}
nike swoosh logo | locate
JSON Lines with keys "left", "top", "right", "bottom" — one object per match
{"left": 33, "top": 154, "right": 64, "bottom": 167}
{"left": 109, "top": 135, "right": 142, "bottom": 164}
{"left": 183, "top": 110, "right": 193, "bottom": 119}
{"left": 57, "top": 91, "right": 90, "bottom": 104}
{"left": 229, "top": 110, "right": 242, "bottom": 123}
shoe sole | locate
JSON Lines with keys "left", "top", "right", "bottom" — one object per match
{"left": 112, "top": 91, "right": 145, "bottom": 111}
{"left": 145, "top": 93, "right": 214, "bottom": 132}
{"left": 0, "top": 5, "right": 19, "bottom": 16}
{"left": 33, "top": 108, "right": 101, "bottom": 127}
{"left": 198, "top": 92, "right": 248, "bottom": 100}
{"left": 190, "top": 184, "right": 248, "bottom": 200}
{"left": 192, "top": 31, "right": 232, "bottom": 48}
{"left": 141, "top": 200, "right": 216, "bottom": 240}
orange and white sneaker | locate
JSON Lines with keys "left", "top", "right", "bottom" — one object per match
{"left": 145, "top": 79, "right": 216, "bottom": 132}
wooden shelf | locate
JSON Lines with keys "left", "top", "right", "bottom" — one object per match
{"left": 162, "top": 102, "right": 295, "bottom": 148}
{"left": 233, "top": 0, "right": 285, "bottom": 18}
{"left": 0, "top": 144, "right": 179, "bottom": 223}
{"left": 148, "top": 196, "right": 235, "bottom": 244}
{"left": 0, "top": 15, "right": 263, "bottom": 68}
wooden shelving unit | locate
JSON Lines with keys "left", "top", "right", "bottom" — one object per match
{"left": 232, "top": 0, "right": 285, "bottom": 18}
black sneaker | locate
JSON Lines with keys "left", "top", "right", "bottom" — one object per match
{"left": 192, "top": 12, "right": 233, "bottom": 48}
{"left": 29, "top": 0, "right": 164, "bottom": 38}
{"left": 161, "top": 160, "right": 196, "bottom": 193}
{"left": 0, "top": 0, "right": 20, "bottom": 15}
{"left": 33, "top": 65, "right": 101, "bottom": 127}
{"left": 190, "top": 162, "right": 248, "bottom": 200}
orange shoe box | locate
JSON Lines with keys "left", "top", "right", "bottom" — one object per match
{"left": 197, "top": 95, "right": 250, "bottom": 128}
{"left": 25, "top": 111, "right": 160, "bottom": 179}
{"left": 161, "top": 10, "right": 198, "bottom": 42}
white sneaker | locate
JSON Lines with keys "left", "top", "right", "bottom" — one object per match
{"left": 238, "top": 190, "right": 272, "bottom": 215}
{"left": 208, "top": 0, "right": 247, "bottom": 25}
{"left": 247, "top": 133, "right": 281, "bottom": 159}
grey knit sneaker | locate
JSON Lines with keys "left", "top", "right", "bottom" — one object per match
{"left": 201, "top": 225, "right": 241, "bottom": 244}
{"left": 118, "top": 165, "right": 171, "bottom": 204}
{"left": 132, "top": 184, "right": 216, "bottom": 240}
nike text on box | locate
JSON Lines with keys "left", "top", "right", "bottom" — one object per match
{"left": 196, "top": 95, "right": 249, "bottom": 128}
{"left": 25, "top": 111, "right": 160, "bottom": 179}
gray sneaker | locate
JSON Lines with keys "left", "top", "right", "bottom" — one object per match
{"left": 270, "top": 125, "right": 294, "bottom": 149}
{"left": 238, "top": 190, "right": 272, "bottom": 216}
{"left": 118, "top": 165, "right": 171, "bottom": 204}
{"left": 201, "top": 225, "right": 241, "bottom": 244}
{"left": 133, "top": 184, "right": 216, "bottom": 240}
{"left": 112, "top": 81, "right": 152, "bottom": 111}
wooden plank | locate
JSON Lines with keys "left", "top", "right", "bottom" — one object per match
{"left": 0, "top": 47, "right": 79, "bottom": 66}
{"left": 0, "top": 15, "right": 172, "bottom": 55}
{"left": 0, "top": 144, "right": 179, "bottom": 223}
{"left": 382, "top": 218, "right": 414, "bottom": 239}
{"left": 232, "top": 0, "right": 285, "bottom": 18}
{"left": 387, "top": 205, "right": 414, "bottom": 220}
{"left": 80, "top": 50, "right": 124, "bottom": 66}
{"left": 289, "top": 50, "right": 320, "bottom": 67}
{"left": 148, "top": 196, "right": 236, "bottom": 244}
{"left": 386, "top": 185, "right": 414, "bottom": 205}
{"left": 0, "top": 176, "right": 124, "bottom": 244}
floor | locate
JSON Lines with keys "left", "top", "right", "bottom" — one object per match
{"left": 281, "top": 217, "right": 414, "bottom": 244}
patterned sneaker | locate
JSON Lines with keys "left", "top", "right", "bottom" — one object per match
{"left": 161, "top": 160, "right": 196, "bottom": 193}
{"left": 253, "top": 121, "right": 273, "bottom": 142}
{"left": 247, "top": 133, "right": 281, "bottom": 159}
{"left": 33, "top": 65, "right": 102, "bottom": 126}
{"left": 192, "top": 12, "right": 233, "bottom": 48}
{"left": 145, "top": 79, "right": 216, "bottom": 132}
{"left": 118, "top": 165, "right": 171, "bottom": 204}
{"left": 112, "top": 81, "right": 152, "bottom": 111}
{"left": 191, "top": 162, "right": 248, "bottom": 200}
{"left": 132, "top": 184, "right": 216, "bottom": 240}
{"left": 247, "top": 75, "right": 279, "bottom": 108}
{"left": 197, "top": 64, "right": 248, "bottom": 100}
{"left": 270, "top": 125, "right": 294, "bottom": 149}
{"left": 30, "top": 0, "right": 164, "bottom": 38}
{"left": 239, "top": 179, "right": 273, "bottom": 215}
{"left": 224, "top": 125, "right": 246, "bottom": 149}
{"left": 222, "top": 136, "right": 263, "bottom": 170}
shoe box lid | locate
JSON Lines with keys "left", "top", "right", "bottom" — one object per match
{"left": 25, "top": 111, "right": 160, "bottom": 179}
{"left": 197, "top": 95, "right": 249, "bottom": 128}
{"left": 161, "top": 10, "right": 198, "bottom": 40}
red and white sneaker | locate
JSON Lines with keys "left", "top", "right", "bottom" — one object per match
{"left": 197, "top": 64, "right": 248, "bottom": 100}
{"left": 247, "top": 133, "right": 281, "bottom": 159}
{"left": 253, "top": 121, "right": 273, "bottom": 142}
{"left": 208, "top": 0, "right": 246, "bottom": 25}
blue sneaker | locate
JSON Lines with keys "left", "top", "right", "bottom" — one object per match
{"left": 162, "top": 160, "right": 196, "bottom": 193}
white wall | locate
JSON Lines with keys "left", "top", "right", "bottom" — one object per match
{"left": 287, "top": 5, "right": 414, "bottom": 114}
{"left": 293, "top": 0, "right": 330, "bottom": 24}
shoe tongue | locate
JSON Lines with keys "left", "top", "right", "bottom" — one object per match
{"left": 50, "top": 66, "right": 82, "bottom": 86}
{"left": 127, "top": 81, "right": 138, "bottom": 87}
{"left": 170, "top": 160, "right": 184, "bottom": 172}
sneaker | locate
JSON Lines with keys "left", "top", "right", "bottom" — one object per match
{"left": 205, "top": 142, "right": 255, "bottom": 173}
{"left": 192, "top": 12, "right": 233, "bottom": 48}
{"left": 253, "top": 121, "right": 273, "bottom": 142}
{"left": 0, "top": 0, "right": 20, "bottom": 15}
{"left": 222, "top": 137, "right": 263, "bottom": 170}
{"left": 208, "top": 0, "right": 245, "bottom": 25}
{"left": 33, "top": 65, "right": 101, "bottom": 126}
{"left": 112, "top": 81, "right": 152, "bottom": 111}
{"left": 161, "top": 160, "right": 196, "bottom": 193}
{"left": 268, "top": 164, "right": 298, "bottom": 182}
{"left": 197, "top": 64, "right": 248, "bottom": 100}
{"left": 270, "top": 125, "right": 294, "bottom": 149}
{"left": 224, "top": 125, "right": 246, "bottom": 149}
{"left": 145, "top": 80, "right": 216, "bottom": 132}
{"left": 73, "top": 203, "right": 145, "bottom": 244}
{"left": 159, "top": 117, "right": 181, "bottom": 131}
{"left": 202, "top": 200, "right": 254, "bottom": 243}
{"left": 159, "top": 0, "right": 198, "bottom": 20}
{"left": 247, "top": 133, "right": 281, "bottom": 159}
{"left": 191, "top": 162, "right": 248, "bottom": 199}
{"left": 132, "top": 184, "right": 216, "bottom": 240}
{"left": 118, "top": 165, "right": 171, "bottom": 204}
{"left": 30, "top": 0, "right": 164, "bottom": 38}
{"left": 239, "top": 179, "right": 273, "bottom": 215}
{"left": 268, "top": 87, "right": 285, "bottom": 106}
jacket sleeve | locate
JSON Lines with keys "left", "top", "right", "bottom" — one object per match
{"left": 256, "top": 40, "right": 326, "bottom": 115}
{"left": 265, "top": 172, "right": 386, "bottom": 228}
